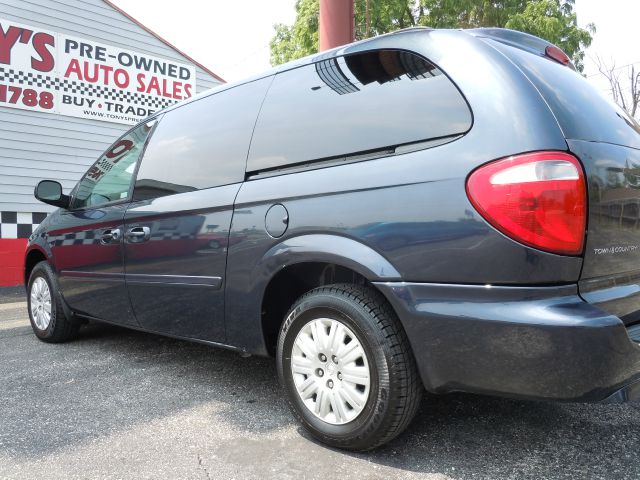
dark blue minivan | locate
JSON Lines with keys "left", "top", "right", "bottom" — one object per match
{"left": 25, "top": 27, "right": 640, "bottom": 450}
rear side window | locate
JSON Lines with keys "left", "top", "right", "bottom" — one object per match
{"left": 491, "top": 40, "right": 640, "bottom": 150}
{"left": 247, "top": 49, "right": 472, "bottom": 172}
{"left": 133, "top": 77, "right": 272, "bottom": 201}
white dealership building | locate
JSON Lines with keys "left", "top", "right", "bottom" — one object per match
{"left": 0, "top": 0, "right": 223, "bottom": 285}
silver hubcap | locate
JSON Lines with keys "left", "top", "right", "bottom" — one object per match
{"left": 30, "top": 277, "right": 52, "bottom": 330}
{"left": 291, "top": 317, "right": 371, "bottom": 425}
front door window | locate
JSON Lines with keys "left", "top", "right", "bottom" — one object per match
{"left": 73, "top": 122, "right": 155, "bottom": 209}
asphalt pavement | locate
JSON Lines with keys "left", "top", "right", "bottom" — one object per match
{"left": 1, "top": 287, "right": 639, "bottom": 480}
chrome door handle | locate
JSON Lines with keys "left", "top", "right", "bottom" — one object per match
{"left": 125, "top": 226, "right": 151, "bottom": 243}
{"left": 100, "top": 228, "right": 121, "bottom": 244}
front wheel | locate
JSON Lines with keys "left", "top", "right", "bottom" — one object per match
{"left": 27, "top": 261, "right": 80, "bottom": 343}
{"left": 277, "top": 283, "right": 422, "bottom": 451}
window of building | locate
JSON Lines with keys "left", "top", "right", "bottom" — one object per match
{"left": 72, "top": 122, "right": 155, "bottom": 209}
{"left": 248, "top": 49, "right": 472, "bottom": 172}
{"left": 133, "top": 77, "right": 272, "bottom": 201}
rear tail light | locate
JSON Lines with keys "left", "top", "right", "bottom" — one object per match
{"left": 466, "top": 151, "right": 586, "bottom": 256}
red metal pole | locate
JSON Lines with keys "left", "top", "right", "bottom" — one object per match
{"left": 319, "top": 0, "right": 355, "bottom": 52}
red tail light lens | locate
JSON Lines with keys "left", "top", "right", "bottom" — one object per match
{"left": 466, "top": 151, "right": 586, "bottom": 256}
{"left": 545, "top": 45, "right": 571, "bottom": 66}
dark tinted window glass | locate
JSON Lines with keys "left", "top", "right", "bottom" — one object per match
{"left": 133, "top": 77, "right": 272, "bottom": 201}
{"left": 248, "top": 49, "right": 471, "bottom": 172}
{"left": 73, "top": 122, "right": 154, "bottom": 209}
{"left": 491, "top": 40, "right": 640, "bottom": 150}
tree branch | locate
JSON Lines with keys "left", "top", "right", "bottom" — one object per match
{"left": 595, "top": 55, "right": 640, "bottom": 119}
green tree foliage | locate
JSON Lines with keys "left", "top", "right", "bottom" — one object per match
{"left": 505, "top": 0, "right": 595, "bottom": 70}
{"left": 417, "top": 0, "right": 529, "bottom": 28}
{"left": 270, "top": 0, "right": 319, "bottom": 66}
{"left": 270, "top": 0, "right": 595, "bottom": 71}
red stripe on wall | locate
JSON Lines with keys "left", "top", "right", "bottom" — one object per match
{"left": 0, "top": 239, "right": 27, "bottom": 287}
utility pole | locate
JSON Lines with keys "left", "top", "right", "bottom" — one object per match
{"left": 366, "top": 0, "right": 370, "bottom": 38}
{"left": 319, "top": 0, "right": 355, "bottom": 51}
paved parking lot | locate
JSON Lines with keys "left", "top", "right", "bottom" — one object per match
{"left": 1, "top": 289, "right": 639, "bottom": 480}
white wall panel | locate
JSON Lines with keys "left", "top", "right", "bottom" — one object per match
{"left": 0, "top": 0, "right": 222, "bottom": 214}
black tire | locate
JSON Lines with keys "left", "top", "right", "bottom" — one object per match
{"left": 277, "top": 283, "right": 422, "bottom": 451}
{"left": 27, "top": 261, "right": 80, "bottom": 343}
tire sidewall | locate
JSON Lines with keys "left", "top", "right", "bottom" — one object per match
{"left": 27, "top": 263, "right": 58, "bottom": 340}
{"left": 277, "top": 291, "right": 393, "bottom": 446}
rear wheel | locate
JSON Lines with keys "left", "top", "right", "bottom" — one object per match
{"left": 27, "top": 261, "right": 80, "bottom": 343}
{"left": 277, "top": 283, "right": 422, "bottom": 451}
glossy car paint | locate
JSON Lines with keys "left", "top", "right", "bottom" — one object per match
{"left": 26, "top": 28, "right": 640, "bottom": 403}
{"left": 122, "top": 185, "right": 240, "bottom": 342}
{"left": 486, "top": 37, "right": 640, "bottom": 328}
{"left": 376, "top": 282, "right": 639, "bottom": 402}
{"left": 224, "top": 29, "right": 579, "bottom": 353}
{"left": 570, "top": 140, "right": 640, "bottom": 325}
{"left": 46, "top": 204, "right": 137, "bottom": 325}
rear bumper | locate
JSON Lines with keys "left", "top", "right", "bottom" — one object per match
{"left": 374, "top": 282, "right": 640, "bottom": 402}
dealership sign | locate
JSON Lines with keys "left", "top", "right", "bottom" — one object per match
{"left": 0, "top": 18, "right": 196, "bottom": 124}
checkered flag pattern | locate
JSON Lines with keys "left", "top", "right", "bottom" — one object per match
{"left": 150, "top": 232, "right": 196, "bottom": 241}
{"left": 0, "top": 212, "right": 48, "bottom": 239}
{"left": 51, "top": 231, "right": 98, "bottom": 246}
{"left": 0, "top": 67, "right": 179, "bottom": 110}
{"left": 45, "top": 229, "right": 196, "bottom": 246}
{"left": 0, "top": 211, "right": 200, "bottom": 243}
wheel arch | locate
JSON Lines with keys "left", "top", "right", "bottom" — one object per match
{"left": 253, "top": 234, "right": 403, "bottom": 356}
{"left": 24, "top": 246, "right": 48, "bottom": 286}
